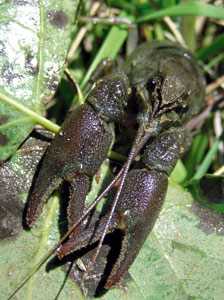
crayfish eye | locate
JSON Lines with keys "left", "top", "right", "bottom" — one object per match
{"left": 146, "top": 76, "right": 162, "bottom": 93}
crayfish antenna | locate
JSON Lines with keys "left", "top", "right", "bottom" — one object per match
{"left": 81, "top": 122, "right": 155, "bottom": 285}
{"left": 8, "top": 120, "right": 157, "bottom": 299}
{"left": 7, "top": 123, "right": 155, "bottom": 299}
{"left": 7, "top": 163, "right": 128, "bottom": 299}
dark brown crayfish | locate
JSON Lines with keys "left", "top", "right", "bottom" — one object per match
{"left": 25, "top": 41, "right": 205, "bottom": 294}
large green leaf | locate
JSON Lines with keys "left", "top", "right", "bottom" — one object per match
{"left": 129, "top": 183, "right": 224, "bottom": 300}
{"left": 0, "top": 0, "right": 79, "bottom": 160}
{"left": 2, "top": 165, "right": 224, "bottom": 299}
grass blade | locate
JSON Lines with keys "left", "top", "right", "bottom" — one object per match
{"left": 137, "top": 1, "right": 224, "bottom": 23}
{"left": 81, "top": 14, "right": 130, "bottom": 88}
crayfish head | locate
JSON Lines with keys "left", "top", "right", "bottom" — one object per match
{"left": 126, "top": 42, "right": 205, "bottom": 128}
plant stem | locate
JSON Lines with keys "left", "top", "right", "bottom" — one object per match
{"left": 0, "top": 92, "right": 60, "bottom": 133}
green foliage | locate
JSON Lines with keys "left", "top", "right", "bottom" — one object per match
{"left": 137, "top": 1, "right": 224, "bottom": 23}
{"left": 0, "top": 0, "right": 77, "bottom": 159}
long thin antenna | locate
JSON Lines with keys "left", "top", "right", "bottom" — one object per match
{"left": 7, "top": 164, "right": 126, "bottom": 300}
{"left": 88, "top": 126, "right": 144, "bottom": 268}
{"left": 84, "top": 123, "right": 155, "bottom": 279}
{"left": 8, "top": 122, "right": 155, "bottom": 299}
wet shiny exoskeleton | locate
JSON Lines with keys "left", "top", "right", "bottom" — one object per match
{"left": 26, "top": 41, "right": 205, "bottom": 294}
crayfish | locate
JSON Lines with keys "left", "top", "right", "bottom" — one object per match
{"left": 25, "top": 41, "right": 205, "bottom": 295}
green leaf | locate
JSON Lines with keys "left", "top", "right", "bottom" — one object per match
{"left": 185, "top": 133, "right": 209, "bottom": 180}
{"left": 128, "top": 183, "right": 224, "bottom": 300}
{"left": 196, "top": 33, "right": 224, "bottom": 60}
{"left": 1, "top": 197, "right": 85, "bottom": 300}
{"left": 3, "top": 169, "right": 224, "bottom": 299}
{"left": 190, "top": 137, "right": 220, "bottom": 183}
{"left": 0, "top": 0, "right": 79, "bottom": 160}
{"left": 137, "top": 1, "right": 224, "bottom": 23}
{"left": 170, "top": 159, "right": 187, "bottom": 184}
